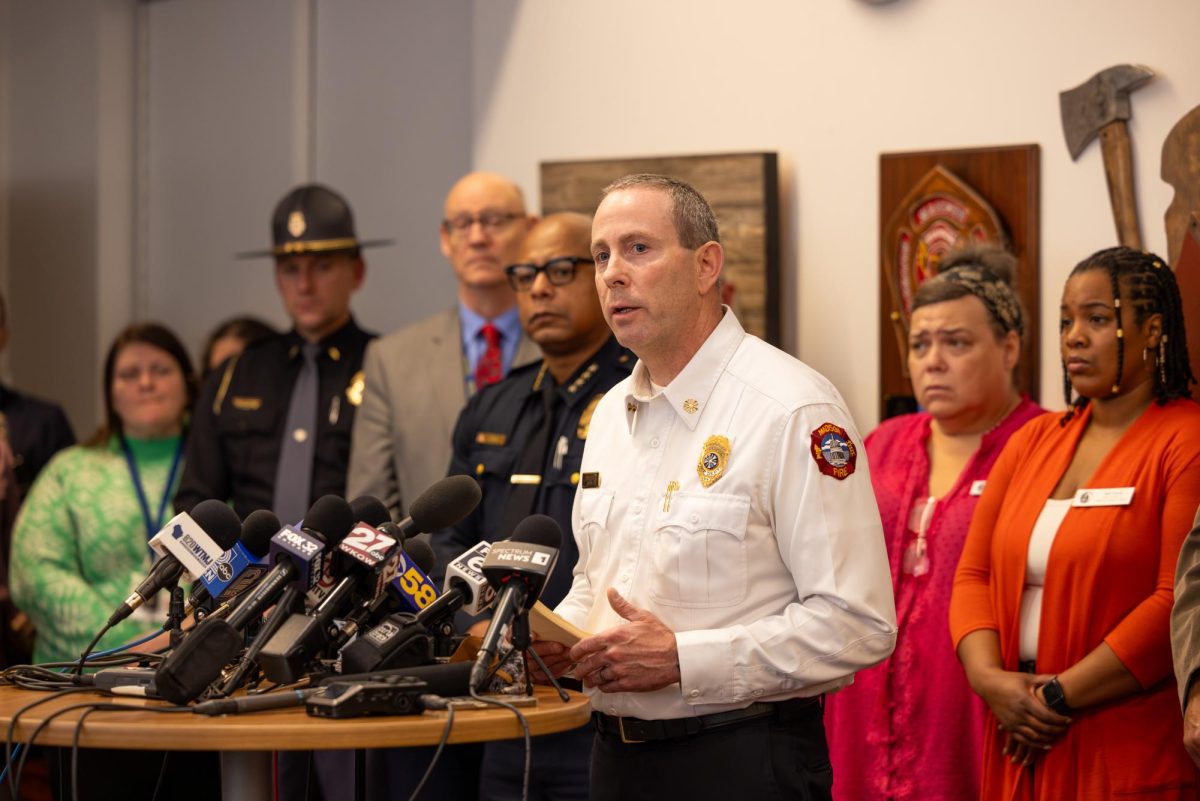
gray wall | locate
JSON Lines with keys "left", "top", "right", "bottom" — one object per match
{"left": 2, "top": 0, "right": 136, "bottom": 436}
{"left": 1, "top": 0, "right": 473, "bottom": 435}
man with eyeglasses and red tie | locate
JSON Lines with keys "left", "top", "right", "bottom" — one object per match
{"left": 434, "top": 211, "right": 633, "bottom": 801}
{"left": 347, "top": 172, "right": 540, "bottom": 522}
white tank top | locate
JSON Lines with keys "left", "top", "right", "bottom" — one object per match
{"left": 1018, "top": 498, "right": 1072, "bottom": 662}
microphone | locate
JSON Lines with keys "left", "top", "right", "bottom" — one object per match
{"left": 389, "top": 475, "right": 482, "bottom": 542}
{"left": 470, "top": 515, "right": 561, "bottom": 692}
{"left": 193, "top": 687, "right": 321, "bottom": 716}
{"left": 153, "top": 497, "right": 355, "bottom": 705}
{"left": 442, "top": 540, "right": 496, "bottom": 616}
{"left": 349, "top": 495, "right": 391, "bottom": 528}
{"left": 391, "top": 537, "right": 440, "bottom": 615}
{"left": 378, "top": 474, "right": 479, "bottom": 614}
{"left": 233, "top": 495, "right": 354, "bottom": 629}
{"left": 255, "top": 478, "right": 481, "bottom": 684}
{"left": 339, "top": 539, "right": 449, "bottom": 673}
{"left": 257, "top": 523, "right": 403, "bottom": 684}
{"left": 190, "top": 509, "right": 278, "bottom": 613}
{"left": 108, "top": 500, "right": 241, "bottom": 627}
{"left": 324, "top": 660, "right": 474, "bottom": 698}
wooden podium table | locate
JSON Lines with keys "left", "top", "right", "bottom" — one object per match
{"left": 0, "top": 685, "right": 592, "bottom": 801}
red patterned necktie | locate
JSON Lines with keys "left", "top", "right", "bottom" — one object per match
{"left": 474, "top": 322, "right": 503, "bottom": 391}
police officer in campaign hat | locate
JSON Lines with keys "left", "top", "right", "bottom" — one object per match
{"left": 175, "top": 183, "right": 386, "bottom": 523}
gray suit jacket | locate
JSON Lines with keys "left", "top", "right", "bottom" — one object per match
{"left": 346, "top": 307, "right": 540, "bottom": 519}
{"left": 1172, "top": 504, "right": 1200, "bottom": 708}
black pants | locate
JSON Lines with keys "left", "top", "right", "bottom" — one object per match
{"left": 480, "top": 725, "right": 593, "bottom": 801}
{"left": 277, "top": 745, "right": 483, "bottom": 801}
{"left": 589, "top": 699, "right": 831, "bottom": 801}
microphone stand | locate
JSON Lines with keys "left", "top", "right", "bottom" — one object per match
{"left": 166, "top": 582, "right": 187, "bottom": 649}
{"left": 219, "top": 584, "right": 304, "bottom": 696}
{"left": 511, "top": 611, "right": 569, "bottom": 703}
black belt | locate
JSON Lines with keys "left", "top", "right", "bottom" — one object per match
{"left": 593, "top": 697, "right": 820, "bottom": 744}
{"left": 1019, "top": 660, "right": 1037, "bottom": 674}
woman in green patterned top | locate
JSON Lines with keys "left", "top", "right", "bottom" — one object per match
{"left": 11, "top": 323, "right": 196, "bottom": 664}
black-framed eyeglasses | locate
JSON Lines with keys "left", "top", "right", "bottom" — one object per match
{"left": 504, "top": 257, "right": 594, "bottom": 292}
{"left": 442, "top": 212, "right": 523, "bottom": 237}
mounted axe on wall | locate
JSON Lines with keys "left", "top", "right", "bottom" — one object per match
{"left": 1060, "top": 64, "right": 1154, "bottom": 248}
{"left": 1175, "top": 214, "right": 1200, "bottom": 399}
{"left": 1163, "top": 103, "right": 1200, "bottom": 269}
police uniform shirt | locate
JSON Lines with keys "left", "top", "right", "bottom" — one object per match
{"left": 175, "top": 318, "right": 374, "bottom": 519}
{"left": 556, "top": 309, "right": 898, "bottom": 721}
{"left": 436, "top": 336, "right": 633, "bottom": 608}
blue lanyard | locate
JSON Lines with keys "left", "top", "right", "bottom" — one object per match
{"left": 122, "top": 438, "right": 185, "bottom": 556}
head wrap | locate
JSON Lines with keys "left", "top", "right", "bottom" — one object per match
{"left": 927, "top": 265, "right": 1024, "bottom": 339}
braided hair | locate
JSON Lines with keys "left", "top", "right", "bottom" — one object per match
{"left": 1061, "top": 246, "right": 1196, "bottom": 423}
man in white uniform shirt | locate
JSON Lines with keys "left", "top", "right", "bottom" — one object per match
{"left": 533, "top": 174, "right": 897, "bottom": 800}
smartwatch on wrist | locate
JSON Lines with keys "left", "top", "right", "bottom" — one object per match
{"left": 1042, "top": 676, "right": 1071, "bottom": 715}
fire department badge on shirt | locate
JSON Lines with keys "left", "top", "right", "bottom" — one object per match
{"left": 810, "top": 422, "right": 857, "bottom": 480}
{"left": 697, "top": 435, "right": 731, "bottom": 488}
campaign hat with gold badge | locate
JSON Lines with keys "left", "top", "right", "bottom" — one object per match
{"left": 238, "top": 183, "right": 393, "bottom": 259}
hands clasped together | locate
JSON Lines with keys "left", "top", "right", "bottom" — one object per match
{"left": 977, "top": 668, "right": 1072, "bottom": 767}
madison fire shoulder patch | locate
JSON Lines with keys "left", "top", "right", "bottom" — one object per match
{"left": 810, "top": 422, "right": 857, "bottom": 480}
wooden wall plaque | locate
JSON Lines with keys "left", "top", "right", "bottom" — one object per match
{"left": 1176, "top": 212, "right": 1200, "bottom": 398}
{"left": 541, "top": 152, "right": 780, "bottom": 345}
{"left": 879, "top": 145, "right": 1040, "bottom": 420}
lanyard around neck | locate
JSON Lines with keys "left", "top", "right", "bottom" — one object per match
{"left": 122, "top": 438, "right": 184, "bottom": 548}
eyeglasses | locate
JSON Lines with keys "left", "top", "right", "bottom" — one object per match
{"left": 505, "top": 257, "right": 594, "bottom": 292}
{"left": 442, "top": 212, "right": 523, "bottom": 237}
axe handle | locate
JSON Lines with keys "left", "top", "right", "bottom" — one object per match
{"left": 1099, "top": 121, "right": 1142, "bottom": 249}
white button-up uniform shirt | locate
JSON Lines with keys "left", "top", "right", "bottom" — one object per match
{"left": 556, "top": 310, "right": 897, "bottom": 720}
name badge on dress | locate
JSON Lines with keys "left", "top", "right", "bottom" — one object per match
{"left": 969, "top": 480, "right": 987, "bottom": 496}
{"left": 1072, "top": 487, "right": 1135, "bottom": 507}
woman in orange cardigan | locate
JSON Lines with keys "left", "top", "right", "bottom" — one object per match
{"left": 949, "top": 246, "right": 1200, "bottom": 800}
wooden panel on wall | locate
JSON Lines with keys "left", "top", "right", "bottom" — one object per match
{"left": 879, "top": 145, "right": 1040, "bottom": 420}
{"left": 541, "top": 153, "right": 780, "bottom": 345}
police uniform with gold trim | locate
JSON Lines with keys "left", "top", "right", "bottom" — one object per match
{"left": 175, "top": 318, "right": 374, "bottom": 519}
{"left": 435, "top": 335, "right": 632, "bottom": 609}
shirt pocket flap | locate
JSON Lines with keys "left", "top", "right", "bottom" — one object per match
{"left": 655, "top": 491, "right": 750, "bottom": 540}
{"left": 466, "top": 445, "right": 516, "bottom": 480}
{"left": 578, "top": 488, "right": 614, "bottom": 529}
{"left": 216, "top": 401, "right": 277, "bottom": 436}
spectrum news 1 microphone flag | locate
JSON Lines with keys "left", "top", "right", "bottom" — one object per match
{"left": 470, "top": 514, "right": 562, "bottom": 692}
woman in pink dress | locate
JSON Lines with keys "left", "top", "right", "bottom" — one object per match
{"left": 825, "top": 248, "right": 1043, "bottom": 800}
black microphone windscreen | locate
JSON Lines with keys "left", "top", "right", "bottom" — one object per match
{"left": 326, "top": 660, "right": 473, "bottom": 698}
{"left": 191, "top": 499, "right": 243, "bottom": 550}
{"left": 155, "top": 619, "right": 244, "bottom": 704}
{"left": 409, "top": 475, "right": 482, "bottom": 533}
{"left": 403, "top": 537, "right": 437, "bottom": 575}
{"left": 240, "top": 509, "right": 280, "bottom": 558}
{"left": 350, "top": 496, "right": 391, "bottom": 527}
{"left": 510, "top": 514, "right": 562, "bottom": 550}
{"left": 303, "top": 495, "right": 356, "bottom": 546}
